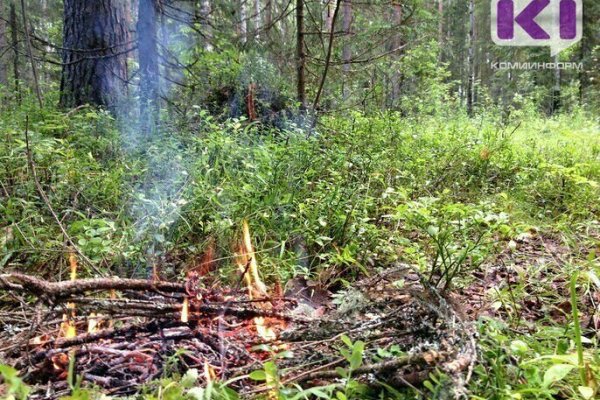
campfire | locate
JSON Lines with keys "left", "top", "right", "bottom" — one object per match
{"left": 0, "top": 223, "right": 476, "bottom": 399}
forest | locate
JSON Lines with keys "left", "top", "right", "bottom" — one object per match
{"left": 0, "top": 0, "right": 599, "bottom": 399}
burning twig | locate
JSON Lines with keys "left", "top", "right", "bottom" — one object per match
{"left": 1, "top": 247, "right": 476, "bottom": 399}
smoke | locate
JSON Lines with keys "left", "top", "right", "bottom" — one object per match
{"left": 117, "top": 4, "right": 194, "bottom": 278}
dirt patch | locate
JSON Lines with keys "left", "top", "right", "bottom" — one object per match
{"left": 455, "top": 232, "right": 599, "bottom": 331}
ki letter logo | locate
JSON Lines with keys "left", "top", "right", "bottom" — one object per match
{"left": 491, "top": 0, "right": 582, "bottom": 56}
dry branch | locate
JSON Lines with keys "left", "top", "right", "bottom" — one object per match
{"left": 0, "top": 273, "right": 186, "bottom": 297}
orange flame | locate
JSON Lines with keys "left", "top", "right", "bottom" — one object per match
{"left": 61, "top": 252, "right": 78, "bottom": 338}
{"left": 69, "top": 252, "right": 78, "bottom": 281}
{"left": 61, "top": 314, "right": 76, "bottom": 339}
{"left": 238, "top": 221, "right": 279, "bottom": 341}
{"left": 181, "top": 297, "right": 189, "bottom": 323}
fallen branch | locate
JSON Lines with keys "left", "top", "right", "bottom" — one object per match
{"left": 292, "top": 352, "right": 432, "bottom": 383}
{"left": 0, "top": 273, "right": 185, "bottom": 297}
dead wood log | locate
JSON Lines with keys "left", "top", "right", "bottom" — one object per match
{"left": 0, "top": 273, "right": 186, "bottom": 298}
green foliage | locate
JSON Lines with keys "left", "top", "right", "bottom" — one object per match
{"left": 0, "top": 365, "right": 30, "bottom": 400}
{"left": 0, "top": 98, "right": 598, "bottom": 399}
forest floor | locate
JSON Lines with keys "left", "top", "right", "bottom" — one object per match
{"left": 0, "top": 105, "right": 599, "bottom": 399}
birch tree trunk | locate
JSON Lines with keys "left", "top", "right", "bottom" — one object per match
{"left": 60, "top": 0, "right": 130, "bottom": 110}
{"left": 200, "top": 0, "right": 213, "bottom": 51}
{"left": 254, "top": 0, "right": 261, "bottom": 41}
{"left": 240, "top": 0, "right": 248, "bottom": 44}
{"left": 342, "top": 0, "right": 352, "bottom": 101}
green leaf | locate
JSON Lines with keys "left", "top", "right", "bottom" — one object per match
{"left": 336, "top": 391, "right": 348, "bottom": 400}
{"left": 542, "top": 364, "right": 574, "bottom": 388}
{"left": 350, "top": 341, "right": 365, "bottom": 369}
{"left": 509, "top": 340, "right": 528, "bottom": 355}
{"left": 340, "top": 334, "right": 352, "bottom": 348}
{"left": 577, "top": 386, "right": 595, "bottom": 400}
{"left": 335, "top": 367, "right": 348, "bottom": 378}
{"left": 248, "top": 370, "right": 266, "bottom": 381}
{"left": 427, "top": 225, "right": 439, "bottom": 237}
{"left": 180, "top": 368, "right": 198, "bottom": 388}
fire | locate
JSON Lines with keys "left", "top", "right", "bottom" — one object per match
{"left": 254, "top": 317, "right": 277, "bottom": 341}
{"left": 61, "top": 251, "right": 78, "bottom": 339}
{"left": 239, "top": 221, "right": 267, "bottom": 298}
{"left": 87, "top": 312, "right": 100, "bottom": 334}
{"left": 204, "top": 361, "right": 217, "bottom": 382}
{"left": 61, "top": 314, "right": 77, "bottom": 339}
{"left": 237, "top": 221, "right": 279, "bottom": 341}
{"left": 69, "top": 252, "right": 78, "bottom": 281}
{"left": 181, "top": 296, "right": 189, "bottom": 323}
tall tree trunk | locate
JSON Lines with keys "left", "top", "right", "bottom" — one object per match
{"left": 60, "top": 0, "right": 130, "bottom": 110}
{"left": 9, "top": 2, "right": 19, "bottom": 102}
{"left": 20, "top": 0, "right": 43, "bottom": 107}
{"left": 254, "top": 0, "right": 261, "bottom": 41}
{"left": 0, "top": 0, "right": 7, "bottom": 87}
{"left": 342, "top": 0, "right": 352, "bottom": 101}
{"left": 438, "top": 0, "right": 444, "bottom": 60}
{"left": 137, "top": 0, "right": 160, "bottom": 129}
{"left": 240, "top": 0, "right": 248, "bottom": 44}
{"left": 200, "top": 0, "right": 213, "bottom": 51}
{"left": 324, "top": 0, "right": 333, "bottom": 32}
{"left": 389, "top": 1, "right": 402, "bottom": 106}
{"left": 466, "top": 0, "right": 475, "bottom": 116}
{"left": 264, "top": 0, "right": 272, "bottom": 39}
{"left": 552, "top": 55, "right": 561, "bottom": 114}
{"left": 296, "top": 0, "right": 306, "bottom": 109}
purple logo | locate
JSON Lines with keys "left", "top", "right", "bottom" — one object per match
{"left": 492, "top": 0, "right": 582, "bottom": 55}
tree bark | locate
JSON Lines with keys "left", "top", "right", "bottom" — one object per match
{"left": 264, "top": 0, "right": 272, "bottom": 38}
{"left": 551, "top": 54, "right": 561, "bottom": 114}
{"left": 324, "top": 0, "right": 333, "bottom": 32}
{"left": 389, "top": 1, "right": 402, "bottom": 106}
{"left": 342, "top": 0, "right": 352, "bottom": 101}
{"left": 20, "top": 0, "right": 43, "bottom": 107}
{"left": 296, "top": 0, "right": 306, "bottom": 109}
{"left": 254, "top": 0, "right": 261, "bottom": 41}
{"left": 59, "top": 0, "right": 131, "bottom": 110}
{"left": 438, "top": 0, "right": 444, "bottom": 60}
{"left": 240, "top": 0, "right": 248, "bottom": 44}
{"left": 10, "top": 2, "right": 20, "bottom": 101}
{"left": 137, "top": 0, "right": 160, "bottom": 130}
{"left": 200, "top": 0, "right": 213, "bottom": 51}
{"left": 466, "top": 0, "right": 475, "bottom": 116}
{"left": 0, "top": 0, "right": 7, "bottom": 87}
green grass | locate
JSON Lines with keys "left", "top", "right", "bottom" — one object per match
{"left": 0, "top": 100, "right": 598, "bottom": 399}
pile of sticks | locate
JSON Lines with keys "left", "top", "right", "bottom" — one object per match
{"left": 0, "top": 266, "right": 476, "bottom": 399}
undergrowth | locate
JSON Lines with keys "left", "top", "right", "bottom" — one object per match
{"left": 0, "top": 99, "right": 598, "bottom": 399}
